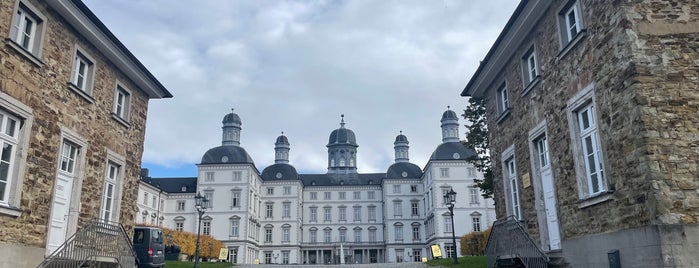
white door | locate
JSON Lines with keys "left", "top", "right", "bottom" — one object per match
{"left": 46, "top": 173, "right": 73, "bottom": 254}
{"left": 541, "top": 168, "right": 561, "bottom": 250}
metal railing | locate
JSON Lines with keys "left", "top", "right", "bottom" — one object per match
{"left": 485, "top": 216, "right": 548, "bottom": 268}
{"left": 37, "top": 219, "right": 136, "bottom": 268}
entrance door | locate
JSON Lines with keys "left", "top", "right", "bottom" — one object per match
{"left": 536, "top": 136, "right": 561, "bottom": 250}
{"left": 46, "top": 173, "right": 73, "bottom": 254}
{"left": 354, "top": 250, "right": 362, "bottom": 264}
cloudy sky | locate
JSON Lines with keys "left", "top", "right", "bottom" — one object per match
{"left": 83, "top": 0, "right": 518, "bottom": 177}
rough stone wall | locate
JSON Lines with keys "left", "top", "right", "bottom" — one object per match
{"left": 624, "top": 0, "right": 699, "bottom": 226}
{"left": 483, "top": 0, "right": 655, "bottom": 244}
{"left": 0, "top": 0, "right": 148, "bottom": 249}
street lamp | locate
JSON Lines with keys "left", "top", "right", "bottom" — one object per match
{"left": 194, "top": 192, "right": 209, "bottom": 268}
{"left": 443, "top": 188, "right": 458, "bottom": 264}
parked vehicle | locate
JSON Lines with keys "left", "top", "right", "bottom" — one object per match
{"left": 133, "top": 226, "right": 165, "bottom": 268}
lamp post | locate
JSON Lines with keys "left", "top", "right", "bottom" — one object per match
{"left": 194, "top": 192, "right": 209, "bottom": 268}
{"left": 443, "top": 188, "right": 458, "bottom": 264}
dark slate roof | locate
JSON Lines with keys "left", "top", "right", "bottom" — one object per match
{"left": 430, "top": 142, "right": 477, "bottom": 161}
{"left": 395, "top": 134, "right": 408, "bottom": 143}
{"left": 299, "top": 173, "right": 384, "bottom": 186}
{"left": 275, "top": 135, "right": 289, "bottom": 145}
{"left": 222, "top": 111, "right": 242, "bottom": 124}
{"left": 261, "top": 163, "right": 299, "bottom": 181}
{"left": 386, "top": 162, "right": 422, "bottom": 179}
{"left": 141, "top": 177, "right": 197, "bottom": 194}
{"left": 441, "top": 110, "right": 458, "bottom": 121}
{"left": 328, "top": 128, "right": 357, "bottom": 146}
{"left": 201, "top": 145, "right": 255, "bottom": 165}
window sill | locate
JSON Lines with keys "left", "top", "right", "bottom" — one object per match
{"left": 557, "top": 29, "right": 587, "bottom": 60}
{"left": 577, "top": 190, "right": 614, "bottom": 209}
{"left": 111, "top": 113, "right": 131, "bottom": 128}
{"left": 0, "top": 204, "right": 23, "bottom": 217}
{"left": 5, "top": 39, "right": 44, "bottom": 67}
{"left": 496, "top": 109, "right": 511, "bottom": 124}
{"left": 67, "top": 82, "right": 95, "bottom": 103}
{"left": 521, "top": 76, "right": 541, "bottom": 96}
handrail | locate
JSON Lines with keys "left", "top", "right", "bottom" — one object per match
{"left": 37, "top": 219, "right": 137, "bottom": 268}
{"left": 484, "top": 216, "right": 548, "bottom": 268}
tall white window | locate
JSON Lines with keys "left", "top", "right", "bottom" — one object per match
{"left": 473, "top": 217, "right": 482, "bottom": 232}
{"left": 231, "top": 192, "right": 240, "bottom": 207}
{"left": 232, "top": 171, "right": 242, "bottom": 181}
{"left": 100, "top": 162, "right": 120, "bottom": 222}
{"left": 369, "top": 228, "right": 376, "bottom": 242}
{"left": 283, "top": 186, "right": 291, "bottom": 195}
{"left": 440, "top": 168, "right": 449, "bottom": 178}
{"left": 393, "top": 185, "right": 401, "bottom": 193}
{"left": 310, "top": 192, "right": 317, "bottom": 200}
{"left": 368, "top": 191, "right": 375, "bottom": 199}
{"left": 205, "top": 172, "right": 214, "bottom": 182}
{"left": 324, "top": 229, "right": 332, "bottom": 243}
{"left": 497, "top": 83, "right": 509, "bottom": 114}
{"left": 324, "top": 207, "right": 332, "bottom": 221}
{"left": 353, "top": 206, "right": 361, "bottom": 221}
{"left": 368, "top": 206, "right": 376, "bottom": 221}
{"left": 310, "top": 207, "right": 317, "bottom": 222}
{"left": 394, "top": 224, "right": 403, "bottom": 240}
{"left": 522, "top": 46, "right": 539, "bottom": 85}
{"left": 266, "top": 204, "right": 273, "bottom": 218}
{"left": 339, "top": 191, "right": 346, "bottom": 200}
{"left": 113, "top": 86, "right": 131, "bottom": 121}
{"left": 339, "top": 229, "right": 347, "bottom": 242}
{"left": 0, "top": 111, "right": 20, "bottom": 205}
{"left": 70, "top": 50, "right": 95, "bottom": 95}
{"left": 282, "top": 226, "right": 290, "bottom": 242}
{"left": 504, "top": 157, "right": 521, "bottom": 219}
{"left": 324, "top": 192, "right": 331, "bottom": 200}
{"left": 393, "top": 201, "right": 402, "bottom": 217}
{"left": 412, "top": 225, "right": 420, "bottom": 240}
{"left": 354, "top": 229, "right": 361, "bottom": 242}
{"left": 577, "top": 103, "right": 606, "bottom": 195}
{"left": 309, "top": 229, "right": 317, "bottom": 243}
{"left": 444, "top": 216, "right": 453, "bottom": 233}
{"left": 265, "top": 228, "right": 273, "bottom": 243}
{"left": 470, "top": 188, "right": 479, "bottom": 204}
{"left": 411, "top": 202, "right": 419, "bottom": 216}
{"left": 230, "top": 220, "right": 239, "bottom": 236}
{"left": 202, "top": 221, "right": 211, "bottom": 235}
{"left": 10, "top": 2, "right": 45, "bottom": 56}
{"left": 60, "top": 141, "right": 79, "bottom": 174}
{"left": 559, "top": 0, "right": 584, "bottom": 46}
{"left": 177, "top": 200, "right": 185, "bottom": 211}
{"left": 339, "top": 206, "right": 346, "bottom": 221}
{"left": 283, "top": 203, "right": 291, "bottom": 218}
{"left": 282, "top": 251, "right": 289, "bottom": 264}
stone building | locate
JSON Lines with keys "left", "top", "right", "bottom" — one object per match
{"left": 461, "top": 0, "right": 698, "bottom": 267}
{"left": 0, "top": 0, "right": 171, "bottom": 267}
{"left": 139, "top": 109, "right": 496, "bottom": 264}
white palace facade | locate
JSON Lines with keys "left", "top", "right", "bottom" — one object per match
{"left": 136, "top": 109, "right": 496, "bottom": 264}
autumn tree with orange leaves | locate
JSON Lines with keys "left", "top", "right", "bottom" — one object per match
{"left": 138, "top": 225, "right": 224, "bottom": 259}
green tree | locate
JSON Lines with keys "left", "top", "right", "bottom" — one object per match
{"left": 462, "top": 97, "right": 493, "bottom": 198}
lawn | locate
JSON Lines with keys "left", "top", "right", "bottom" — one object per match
{"left": 426, "top": 255, "right": 487, "bottom": 268}
{"left": 165, "top": 260, "right": 233, "bottom": 268}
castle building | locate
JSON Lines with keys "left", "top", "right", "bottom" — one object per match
{"left": 0, "top": 0, "right": 172, "bottom": 267}
{"left": 461, "top": 0, "right": 699, "bottom": 267}
{"left": 139, "top": 109, "right": 496, "bottom": 264}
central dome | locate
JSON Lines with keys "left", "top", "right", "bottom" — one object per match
{"left": 327, "top": 115, "right": 357, "bottom": 146}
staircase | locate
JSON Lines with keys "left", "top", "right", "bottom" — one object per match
{"left": 484, "top": 216, "right": 549, "bottom": 268}
{"left": 37, "top": 220, "right": 136, "bottom": 268}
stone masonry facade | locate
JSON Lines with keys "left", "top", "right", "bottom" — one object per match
{"left": 463, "top": 0, "right": 698, "bottom": 267}
{"left": 0, "top": 1, "right": 170, "bottom": 267}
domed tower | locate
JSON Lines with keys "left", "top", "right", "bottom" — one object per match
{"left": 275, "top": 132, "right": 290, "bottom": 164}
{"left": 441, "top": 106, "right": 460, "bottom": 143}
{"left": 327, "top": 115, "right": 358, "bottom": 174}
{"left": 222, "top": 108, "right": 242, "bottom": 146}
{"left": 394, "top": 131, "right": 409, "bottom": 163}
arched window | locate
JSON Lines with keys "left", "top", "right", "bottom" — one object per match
{"left": 339, "top": 157, "right": 346, "bottom": 166}
{"left": 349, "top": 157, "right": 355, "bottom": 167}
{"left": 330, "top": 158, "right": 336, "bottom": 167}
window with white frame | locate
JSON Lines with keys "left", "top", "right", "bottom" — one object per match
{"left": 503, "top": 153, "right": 521, "bottom": 219}
{"left": 573, "top": 102, "right": 607, "bottom": 196}
{"left": 113, "top": 85, "right": 131, "bottom": 121}
{"left": 310, "top": 207, "right": 317, "bottom": 222}
{"left": 368, "top": 191, "right": 375, "bottom": 199}
{"left": 411, "top": 202, "right": 419, "bottom": 216}
{"left": 324, "top": 192, "right": 331, "bottom": 200}
{"left": 396, "top": 249, "right": 404, "bottom": 263}
{"left": 445, "top": 244, "right": 455, "bottom": 258}
{"left": 353, "top": 206, "right": 361, "bottom": 222}
{"left": 282, "top": 225, "right": 290, "bottom": 242}
{"left": 230, "top": 219, "right": 239, "bottom": 236}
{"left": 265, "top": 228, "right": 273, "bottom": 243}
{"left": 393, "top": 201, "right": 402, "bottom": 217}
{"left": 283, "top": 186, "right": 291, "bottom": 195}
{"left": 310, "top": 192, "right": 317, "bottom": 200}
{"left": 369, "top": 227, "right": 377, "bottom": 242}
{"left": 324, "top": 207, "right": 331, "bottom": 221}
{"left": 202, "top": 221, "right": 211, "bottom": 235}
{"left": 473, "top": 217, "right": 482, "bottom": 232}
{"left": 152, "top": 196, "right": 156, "bottom": 208}
{"left": 282, "top": 251, "right": 289, "bottom": 264}
{"left": 204, "top": 191, "right": 213, "bottom": 208}
{"left": 339, "top": 206, "right": 346, "bottom": 221}
{"left": 143, "top": 192, "right": 148, "bottom": 205}
{"left": 470, "top": 188, "right": 480, "bottom": 204}
{"left": 59, "top": 141, "right": 79, "bottom": 174}
{"left": 177, "top": 200, "right": 185, "bottom": 211}
{"left": 368, "top": 206, "right": 376, "bottom": 221}
{"left": 232, "top": 171, "right": 242, "bottom": 181}
{"left": 497, "top": 82, "right": 509, "bottom": 114}
{"left": 267, "top": 187, "right": 274, "bottom": 195}
{"left": 412, "top": 224, "right": 420, "bottom": 240}
{"left": 394, "top": 223, "right": 403, "bottom": 240}
{"left": 100, "top": 161, "right": 121, "bottom": 222}
{"left": 440, "top": 168, "right": 449, "bottom": 178}
{"left": 393, "top": 185, "right": 401, "bottom": 193}
{"left": 283, "top": 202, "right": 291, "bottom": 218}
{"left": 324, "top": 228, "right": 332, "bottom": 243}
{"left": 204, "top": 172, "right": 214, "bottom": 182}
{"left": 353, "top": 191, "right": 361, "bottom": 199}
{"left": 265, "top": 204, "right": 273, "bottom": 218}
{"left": 558, "top": 0, "right": 584, "bottom": 47}
{"left": 521, "top": 46, "right": 539, "bottom": 85}
{"left": 444, "top": 215, "right": 453, "bottom": 233}
{"left": 231, "top": 191, "right": 240, "bottom": 207}
{"left": 410, "top": 185, "right": 418, "bottom": 193}
{"left": 9, "top": 1, "right": 45, "bottom": 57}
{"left": 70, "top": 49, "right": 95, "bottom": 95}
{"left": 175, "top": 222, "right": 184, "bottom": 232}
{"left": 309, "top": 228, "right": 317, "bottom": 242}
{"left": 339, "top": 191, "right": 346, "bottom": 200}
{"left": 354, "top": 228, "right": 362, "bottom": 242}
{"left": 0, "top": 109, "right": 22, "bottom": 206}
{"left": 339, "top": 228, "right": 347, "bottom": 242}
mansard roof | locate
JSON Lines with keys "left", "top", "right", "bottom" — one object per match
{"left": 141, "top": 176, "right": 197, "bottom": 194}
{"left": 299, "top": 173, "right": 384, "bottom": 186}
